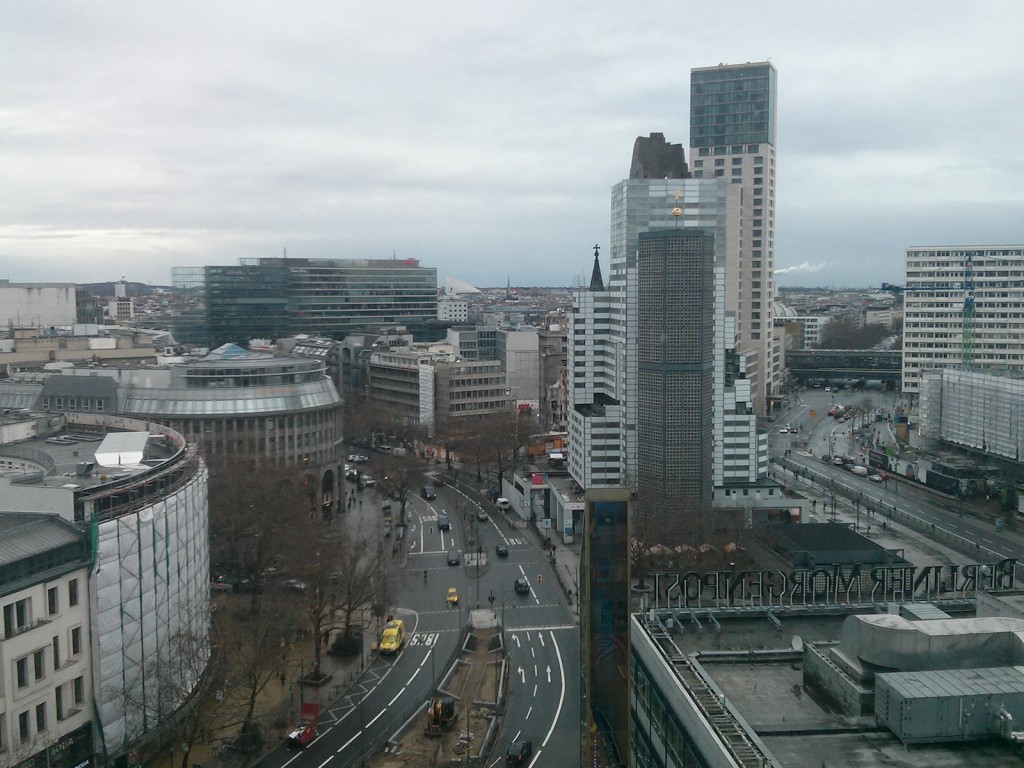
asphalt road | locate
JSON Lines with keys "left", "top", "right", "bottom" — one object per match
{"left": 254, "top": 462, "right": 579, "bottom": 768}
{"left": 771, "top": 388, "right": 1024, "bottom": 573}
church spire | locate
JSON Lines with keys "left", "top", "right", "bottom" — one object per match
{"left": 589, "top": 244, "right": 604, "bottom": 291}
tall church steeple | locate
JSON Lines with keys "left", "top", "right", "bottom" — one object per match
{"left": 589, "top": 244, "right": 604, "bottom": 291}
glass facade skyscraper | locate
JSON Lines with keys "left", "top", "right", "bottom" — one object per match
{"left": 175, "top": 257, "right": 438, "bottom": 347}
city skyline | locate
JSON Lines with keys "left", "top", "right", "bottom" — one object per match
{"left": 3, "top": 3, "right": 1023, "bottom": 290}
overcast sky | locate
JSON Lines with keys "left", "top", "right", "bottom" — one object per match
{"left": 2, "top": 2, "right": 1023, "bottom": 290}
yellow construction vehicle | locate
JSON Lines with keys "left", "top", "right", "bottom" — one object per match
{"left": 423, "top": 696, "right": 456, "bottom": 737}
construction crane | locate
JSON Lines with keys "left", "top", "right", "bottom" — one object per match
{"left": 962, "top": 252, "right": 976, "bottom": 367}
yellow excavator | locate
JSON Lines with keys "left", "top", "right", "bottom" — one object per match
{"left": 424, "top": 696, "right": 456, "bottom": 737}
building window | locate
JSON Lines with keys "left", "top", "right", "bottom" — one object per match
{"left": 68, "top": 579, "right": 79, "bottom": 607}
{"left": 731, "top": 145, "right": 743, "bottom": 153}
{"left": 68, "top": 398, "right": 77, "bottom": 411}
{"left": 746, "top": 144, "right": 759, "bottom": 153}
{"left": 35, "top": 703, "right": 46, "bottom": 733}
{"left": 96, "top": 400, "right": 104, "bottom": 412}
{"left": 71, "top": 626, "right": 82, "bottom": 656}
{"left": 698, "top": 147, "right": 710, "bottom": 157}
{"left": 714, "top": 159, "right": 724, "bottom": 167}
{"left": 34, "top": 649, "right": 45, "bottom": 681}
{"left": 73, "top": 676, "right": 84, "bottom": 705}
{"left": 53, "top": 635, "right": 60, "bottom": 668}
{"left": 693, "top": 160, "right": 703, "bottom": 168}
{"left": 3, "top": 599, "right": 30, "bottom": 638}
{"left": 714, "top": 170, "right": 724, "bottom": 177}
{"left": 48, "top": 587, "right": 58, "bottom": 616}
{"left": 56, "top": 685, "right": 65, "bottom": 721}
{"left": 16, "top": 657, "right": 28, "bottom": 688}
{"left": 19, "top": 712, "right": 29, "bottom": 743}
{"left": 732, "top": 168, "right": 742, "bottom": 176}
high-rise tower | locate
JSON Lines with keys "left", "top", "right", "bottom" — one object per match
{"left": 636, "top": 228, "right": 715, "bottom": 507}
{"left": 690, "top": 62, "right": 779, "bottom": 416}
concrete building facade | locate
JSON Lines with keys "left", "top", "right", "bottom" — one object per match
{"left": 903, "top": 246, "right": 1024, "bottom": 393}
{"left": 0, "top": 514, "right": 93, "bottom": 768}
{"left": 0, "top": 282, "right": 80, "bottom": 329}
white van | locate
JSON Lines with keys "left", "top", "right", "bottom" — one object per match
{"left": 495, "top": 498, "right": 511, "bottom": 512}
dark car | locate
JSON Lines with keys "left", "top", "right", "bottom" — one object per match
{"left": 514, "top": 577, "right": 531, "bottom": 595}
{"left": 438, "top": 513, "right": 451, "bottom": 531}
{"left": 421, "top": 485, "right": 437, "bottom": 500}
{"left": 447, "top": 549, "right": 461, "bottom": 566}
{"left": 495, "top": 542, "right": 509, "bottom": 557}
{"left": 506, "top": 739, "right": 532, "bottom": 764}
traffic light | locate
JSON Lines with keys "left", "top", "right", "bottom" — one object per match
{"left": 537, "top": 574, "right": 542, "bottom": 584}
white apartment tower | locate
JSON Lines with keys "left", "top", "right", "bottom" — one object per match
{"left": 689, "top": 62, "right": 779, "bottom": 416}
{"left": 903, "top": 245, "right": 1024, "bottom": 393}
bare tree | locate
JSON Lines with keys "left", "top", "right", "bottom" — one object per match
{"left": 119, "top": 629, "right": 215, "bottom": 768}
{"left": 329, "top": 523, "right": 381, "bottom": 643}
{"left": 207, "top": 457, "right": 308, "bottom": 611}
{"left": 215, "top": 598, "right": 299, "bottom": 745}
{"left": 630, "top": 490, "right": 763, "bottom": 590}
{"left": 282, "top": 518, "right": 386, "bottom": 682}
{"left": 463, "top": 407, "right": 537, "bottom": 490}
{"left": 376, "top": 451, "right": 426, "bottom": 526}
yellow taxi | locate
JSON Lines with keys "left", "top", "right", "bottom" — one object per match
{"left": 446, "top": 587, "right": 459, "bottom": 606}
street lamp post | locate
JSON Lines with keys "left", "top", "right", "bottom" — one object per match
{"left": 476, "top": 546, "right": 483, "bottom": 608}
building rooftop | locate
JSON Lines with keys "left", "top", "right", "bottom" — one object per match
{"left": 0, "top": 512, "right": 90, "bottom": 594}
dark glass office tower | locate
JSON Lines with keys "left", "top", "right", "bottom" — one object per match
{"left": 690, "top": 62, "right": 779, "bottom": 416}
{"left": 193, "top": 257, "right": 437, "bottom": 347}
{"left": 636, "top": 228, "right": 715, "bottom": 507}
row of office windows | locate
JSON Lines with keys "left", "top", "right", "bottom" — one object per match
{"left": 0, "top": 676, "right": 87, "bottom": 751}
{"left": 13, "top": 626, "right": 84, "bottom": 688}
{"left": 40, "top": 397, "right": 106, "bottom": 412}
{"left": 3, "top": 579, "right": 80, "bottom": 639}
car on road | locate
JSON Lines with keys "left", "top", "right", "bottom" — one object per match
{"left": 421, "top": 485, "right": 437, "bottom": 500}
{"left": 347, "top": 454, "right": 369, "bottom": 463}
{"left": 869, "top": 473, "right": 884, "bottom": 482}
{"left": 495, "top": 542, "right": 509, "bottom": 557}
{"left": 361, "top": 475, "right": 377, "bottom": 486}
{"left": 446, "top": 587, "right": 459, "bottom": 606}
{"left": 778, "top": 427, "right": 789, "bottom": 434}
{"left": 281, "top": 578, "right": 307, "bottom": 593}
{"left": 447, "top": 549, "right": 461, "bottom": 566}
{"left": 438, "top": 513, "right": 451, "bottom": 531}
{"left": 506, "top": 739, "right": 533, "bottom": 764}
{"left": 514, "top": 577, "right": 531, "bottom": 595}
{"left": 379, "top": 619, "right": 406, "bottom": 654}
